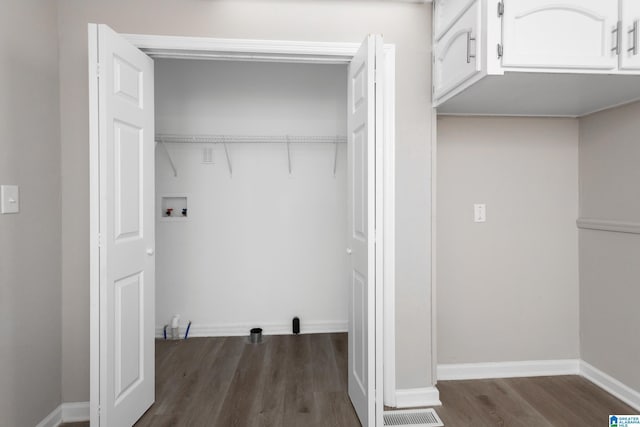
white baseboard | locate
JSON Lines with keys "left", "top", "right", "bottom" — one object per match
{"left": 62, "top": 401, "right": 90, "bottom": 423}
{"left": 37, "top": 365, "right": 640, "bottom": 424}
{"left": 395, "top": 387, "right": 441, "bottom": 408}
{"left": 437, "top": 359, "right": 640, "bottom": 411}
{"left": 36, "top": 405, "right": 62, "bottom": 427}
{"left": 437, "top": 359, "right": 580, "bottom": 381}
{"left": 580, "top": 361, "right": 640, "bottom": 411}
{"left": 155, "top": 321, "right": 348, "bottom": 339}
{"left": 36, "top": 401, "right": 89, "bottom": 427}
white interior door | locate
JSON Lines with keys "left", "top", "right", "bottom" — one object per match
{"left": 90, "top": 24, "right": 155, "bottom": 426}
{"left": 348, "top": 34, "right": 383, "bottom": 427}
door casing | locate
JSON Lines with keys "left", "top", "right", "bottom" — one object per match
{"left": 89, "top": 31, "right": 397, "bottom": 426}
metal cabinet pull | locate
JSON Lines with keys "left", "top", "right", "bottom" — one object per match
{"left": 629, "top": 20, "right": 639, "bottom": 56}
{"left": 466, "top": 31, "right": 476, "bottom": 64}
{"left": 612, "top": 21, "right": 622, "bottom": 55}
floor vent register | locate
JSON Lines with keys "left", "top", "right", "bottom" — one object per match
{"left": 383, "top": 408, "right": 443, "bottom": 427}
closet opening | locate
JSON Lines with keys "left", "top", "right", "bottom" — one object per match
{"left": 154, "top": 58, "right": 350, "bottom": 342}
{"left": 150, "top": 58, "right": 353, "bottom": 424}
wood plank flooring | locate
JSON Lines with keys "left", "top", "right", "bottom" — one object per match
{"left": 435, "top": 376, "right": 636, "bottom": 426}
{"left": 135, "top": 333, "right": 360, "bottom": 427}
{"left": 62, "top": 335, "right": 638, "bottom": 426}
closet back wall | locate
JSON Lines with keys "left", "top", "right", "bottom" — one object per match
{"left": 155, "top": 59, "right": 348, "bottom": 335}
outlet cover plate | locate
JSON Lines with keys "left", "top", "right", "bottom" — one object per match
{"left": 1, "top": 185, "right": 19, "bottom": 214}
{"left": 474, "top": 203, "right": 486, "bottom": 223}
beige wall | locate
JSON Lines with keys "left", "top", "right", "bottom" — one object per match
{"left": 579, "top": 101, "right": 640, "bottom": 391}
{"left": 437, "top": 117, "right": 580, "bottom": 364}
{"left": 57, "top": 0, "right": 434, "bottom": 401}
{"left": 0, "top": 1, "right": 62, "bottom": 425}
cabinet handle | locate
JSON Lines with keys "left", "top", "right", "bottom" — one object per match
{"left": 612, "top": 21, "right": 621, "bottom": 55}
{"left": 629, "top": 20, "right": 639, "bottom": 56}
{"left": 466, "top": 31, "right": 476, "bottom": 64}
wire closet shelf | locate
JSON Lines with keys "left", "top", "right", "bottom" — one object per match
{"left": 155, "top": 133, "right": 348, "bottom": 177}
{"left": 155, "top": 134, "right": 348, "bottom": 144}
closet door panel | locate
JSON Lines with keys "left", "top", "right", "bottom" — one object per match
{"left": 90, "top": 23, "right": 155, "bottom": 427}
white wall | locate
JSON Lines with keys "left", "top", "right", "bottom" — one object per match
{"left": 437, "top": 117, "right": 580, "bottom": 364}
{"left": 579, "top": 101, "right": 640, "bottom": 392}
{"left": 0, "top": 1, "right": 62, "bottom": 425}
{"left": 57, "top": 0, "right": 434, "bottom": 400}
{"left": 155, "top": 60, "right": 348, "bottom": 334}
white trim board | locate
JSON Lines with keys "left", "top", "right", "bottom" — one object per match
{"left": 581, "top": 361, "right": 640, "bottom": 411}
{"left": 36, "top": 405, "right": 61, "bottom": 427}
{"left": 382, "top": 45, "right": 397, "bottom": 409}
{"left": 437, "top": 359, "right": 580, "bottom": 381}
{"left": 437, "top": 359, "right": 640, "bottom": 411}
{"left": 61, "top": 402, "right": 91, "bottom": 423}
{"left": 155, "top": 321, "right": 348, "bottom": 339}
{"left": 124, "top": 34, "right": 360, "bottom": 64}
{"left": 395, "top": 387, "right": 442, "bottom": 408}
{"left": 430, "top": 107, "right": 438, "bottom": 392}
{"left": 577, "top": 218, "right": 640, "bottom": 235}
{"left": 37, "top": 402, "right": 90, "bottom": 427}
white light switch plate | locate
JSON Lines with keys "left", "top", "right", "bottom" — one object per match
{"left": 474, "top": 203, "right": 486, "bottom": 223}
{"left": 1, "top": 185, "right": 20, "bottom": 214}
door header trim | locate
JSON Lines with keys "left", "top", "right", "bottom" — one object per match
{"left": 123, "top": 33, "right": 393, "bottom": 64}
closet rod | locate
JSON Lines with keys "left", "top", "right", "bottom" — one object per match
{"left": 156, "top": 134, "right": 347, "bottom": 144}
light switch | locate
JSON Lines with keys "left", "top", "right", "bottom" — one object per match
{"left": 1, "top": 185, "right": 20, "bottom": 214}
{"left": 474, "top": 203, "right": 486, "bottom": 223}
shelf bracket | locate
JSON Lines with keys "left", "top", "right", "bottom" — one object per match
{"left": 222, "top": 137, "right": 233, "bottom": 177}
{"left": 159, "top": 139, "right": 178, "bottom": 177}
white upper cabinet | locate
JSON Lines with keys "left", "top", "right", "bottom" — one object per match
{"left": 620, "top": 0, "right": 640, "bottom": 70}
{"left": 501, "top": 0, "right": 618, "bottom": 70}
{"left": 433, "top": 0, "right": 640, "bottom": 115}
{"left": 434, "top": 0, "right": 482, "bottom": 99}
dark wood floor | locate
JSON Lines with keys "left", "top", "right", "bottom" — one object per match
{"left": 135, "top": 333, "right": 360, "bottom": 426}
{"left": 435, "top": 376, "right": 636, "bottom": 426}
{"left": 62, "top": 336, "right": 637, "bottom": 427}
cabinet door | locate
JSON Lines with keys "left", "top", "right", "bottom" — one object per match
{"left": 434, "top": 0, "right": 482, "bottom": 100}
{"left": 502, "top": 0, "right": 619, "bottom": 70}
{"left": 434, "top": 0, "right": 478, "bottom": 41}
{"left": 620, "top": 0, "right": 640, "bottom": 70}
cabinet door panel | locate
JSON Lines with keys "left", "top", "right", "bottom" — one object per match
{"left": 435, "top": 0, "right": 477, "bottom": 41}
{"left": 620, "top": 0, "right": 640, "bottom": 70}
{"left": 434, "top": 0, "right": 482, "bottom": 100}
{"left": 502, "top": 0, "right": 618, "bottom": 70}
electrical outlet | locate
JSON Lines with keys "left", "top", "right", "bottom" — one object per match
{"left": 474, "top": 203, "right": 486, "bottom": 223}
{"left": 1, "top": 185, "right": 19, "bottom": 214}
{"left": 202, "top": 147, "right": 215, "bottom": 164}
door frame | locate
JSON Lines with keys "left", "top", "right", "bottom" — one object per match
{"left": 90, "top": 33, "right": 397, "bottom": 426}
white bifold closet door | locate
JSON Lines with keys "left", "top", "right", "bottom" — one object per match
{"left": 89, "top": 24, "right": 155, "bottom": 426}
{"left": 89, "top": 23, "right": 383, "bottom": 427}
{"left": 347, "top": 34, "right": 383, "bottom": 427}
